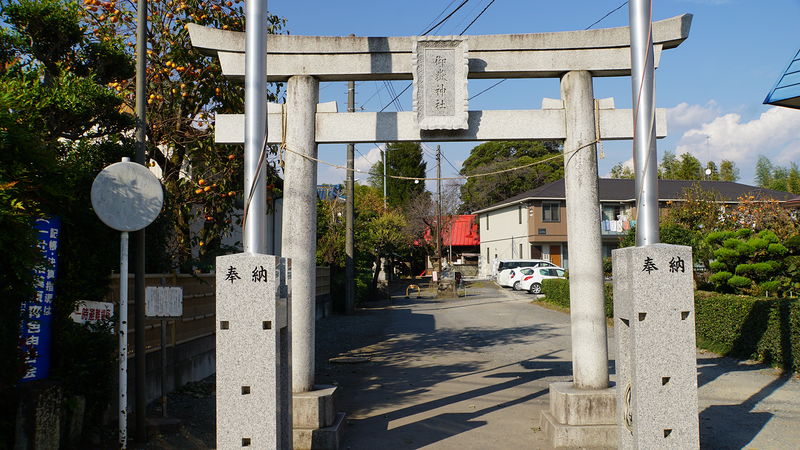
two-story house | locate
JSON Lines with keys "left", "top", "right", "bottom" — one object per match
{"left": 473, "top": 178, "right": 793, "bottom": 277}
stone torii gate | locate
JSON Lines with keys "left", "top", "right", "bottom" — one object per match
{"left": 190, "top": 14, "right": 690, "bottom": 450}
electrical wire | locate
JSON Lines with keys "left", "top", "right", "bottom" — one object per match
{"left": 585, "top": 1, "right": 628, "bottom": 30}
{"left": 422, "top": 0, "right": 471, "bottom": 36}
{"left": 378, "top": 83, "right": 412, "bottom": 113}
{"left": 459, "top": 0, "right": 496, "bottom": 35}
{"left": 420, "top": 0, "right": 460, "bottom": 35}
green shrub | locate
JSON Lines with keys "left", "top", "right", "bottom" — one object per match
{"left": 541, "top": 279, "right": 570, "bottom": 309}
{"left": 537, "top": 285, "right": 800, "bottom": 372}
{"left": 538, "top": 279, "right": 614, "bottom": 319}
{"left": 695, "top": 293, "right": 799, "bottom": 372}
{"left": 709, "top": 271, "right": 733, "bottom": 285}
{"left": 602, "top": 258, "right": 613, "bottom": 276}
{"left": 728, "top": 275, "right": 753, "bottom": 289}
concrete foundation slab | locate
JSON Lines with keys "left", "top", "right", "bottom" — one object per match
{"left": 293, "top": 412, "right": 346, "bottom": 450}
{"left": 540, "top": 411, "right": 617, "bottom": 450}
{"left": 293, "top": 385, "right": 338, "bottom": 429}
{"left": 549, "top": 382, "right": 616, "bottom": 426}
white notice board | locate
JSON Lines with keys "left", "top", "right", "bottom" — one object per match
{"left": 145, "top": 286, "right": 183, "bottom": 317}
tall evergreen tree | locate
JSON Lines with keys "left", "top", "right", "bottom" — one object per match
{"left": 754, "top": 154, "right": 774, "bottom": 188}
{"left": 368, "top": 142, "right": 427, "bottom": 209}
{"left": 719, "top": 160, "right": 740, "bottom": 182}
{"left": 458, "top": 140, "right": 563, "bottom": 212}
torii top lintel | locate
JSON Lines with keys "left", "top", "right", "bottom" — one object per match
{"left": 188, "top": 14, "right": 691, "bottom": 82}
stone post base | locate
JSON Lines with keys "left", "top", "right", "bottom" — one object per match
{"left": 540, "top": 382, "right": 617, "bottom": 449}
{"left": 293, "top": 385, "right": 346, "bottom": 450}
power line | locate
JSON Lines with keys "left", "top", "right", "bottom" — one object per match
{"left": 419, "top": 0, "right": 459, "bottom": 35}
{"left": 441, "top": 151, "right": 461, "bottom": 175}
{"left": 462, "top": 2, "right": 631, "bottom": 102}
{"left": 422, "top": 0, "right": 471, "bottom": 35}
{"left": 585, "top": 2, "right": 628, "bottom": 30}
{"left": 469, "top": 79, "right": 507, "bottom": 101}
{"left": 445, "top": 0, "right": 486, "bottom": 35}
{"left": 459, "top": 0, "right": 496, "bottom": 35}
{"left": 378, "top": 83, "right": 412, "bottom": 113}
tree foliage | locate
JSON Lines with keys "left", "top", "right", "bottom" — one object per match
{"left": 608, "top": 162, "right": 634, "bottom": 179}
{"left": 82, "top": 0, "right": 287, "bottom": 271}
{"left": 0, "top": 0, "right": 146, "bottom": 432}
{"left": 753, "top": 155, "right": 800, "bottom": 194}
{"left": 368, "top": 142, "right": 427, "bottom": 209}
{"left": 614, "top": 150, "right": 740, "bottom": 182}
{"left": 459, "top": 140, "right": 563, "bottom": 213}
{"left": 705, "top": 229, "right": 798, "bottom": 295}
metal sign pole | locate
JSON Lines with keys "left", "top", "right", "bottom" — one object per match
{"left": 119, "top": 231, "right": 129, "bottom": 448}
{"left": 91, "top": 157, "right": 164, "bottom": 450}
{"left": 243, "top": 0, "right": 268, "bottom": 254}
{"left": 629, "top": 0, "right": 660, "bottom": 246}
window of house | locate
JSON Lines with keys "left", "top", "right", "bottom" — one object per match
{"left": 485, "top": 214, "right": 489, "bottom": 230}
{"left": 542, "top": 203, "right": 561, "bottom": 222}
{"left": 518, "top": 205, "right": 522, "bottom": 224}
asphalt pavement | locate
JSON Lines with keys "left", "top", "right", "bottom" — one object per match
{"left": 329, "top": 279, "right": 800, "bottom": 450}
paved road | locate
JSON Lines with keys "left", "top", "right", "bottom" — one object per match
{"left": 331, "top": 282, "right": 800, "bottom": 450}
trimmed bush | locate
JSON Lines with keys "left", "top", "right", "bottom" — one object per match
{"left": 537, "top": 283, "right": 800, "bottom": 372}
{"left": 539, "top": 279, "right": 614, "bottom": 319}
{"left": 541, "top": 279, "right": 570, "bottom": 309}
{"left": 695, "top": 292, "right": 799, "bottom": 372}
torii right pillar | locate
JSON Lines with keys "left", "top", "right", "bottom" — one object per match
{"left": 540, "top": 70, "right": 617, "bottom": 448}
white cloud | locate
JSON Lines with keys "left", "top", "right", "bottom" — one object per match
{"left": 672, "top": 106, "right": 800, "bottom": 181}
{"left": 666, "top": 101, "right": 721, "bottom": 135}
{"left": 601, "top": 156, "right": 634, "bottom": 178}
{"left": 319, "top": 145, "right": 384, "bottom": 185}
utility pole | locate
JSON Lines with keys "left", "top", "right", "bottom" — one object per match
{"left": 437, "top": 145, "right": 442, "bottom": 276}
{"left": 345, "top": 76, "right": 355, "bottom": 315}
{"left": 134, "top": 0, "right": 147, "bottom": 442}
{"left": 383, "top": 148, "right": 387, "bottom": 210}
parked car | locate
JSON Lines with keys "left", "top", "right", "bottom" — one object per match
{"left": 519, "top": 266, "right": 567, "bottom": 294}
{"left": 496, "top": 259, "right": 559, "bottom": 287}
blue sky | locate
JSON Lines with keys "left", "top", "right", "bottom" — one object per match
{"left": 267, "top": 0, "right": 800, "bottom": 192}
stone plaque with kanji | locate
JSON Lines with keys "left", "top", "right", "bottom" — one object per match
{"left": 412, "top": 36, "right": 469, "bottom": 130}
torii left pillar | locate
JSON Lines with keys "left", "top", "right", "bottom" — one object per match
{"left": 540, "top": 70, "right": 617, "bottom": 448}
{"left": 282, "top": 75, "right": 346, "bottom": 449}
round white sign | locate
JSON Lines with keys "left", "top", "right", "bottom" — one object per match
{"left": 91, "top": 158, "right": 164, "bottom": 232}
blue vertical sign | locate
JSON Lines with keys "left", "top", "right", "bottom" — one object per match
{"left": 20, "top": 216, "right": 61, "bottom": 382}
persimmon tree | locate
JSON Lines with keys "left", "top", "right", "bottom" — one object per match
{"left": 82, "top": 0, "right": 287, "bottom": 271}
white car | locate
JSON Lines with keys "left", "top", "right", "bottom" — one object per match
{"left": 497, "top": 259, "right": 559, "bottom": 288}
{"left": 519, "top": 266, "right": 567, "bottom": 294}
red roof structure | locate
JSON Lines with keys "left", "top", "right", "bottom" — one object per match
{"left": 422, "top": 215, "right": 479, "bottom": 246}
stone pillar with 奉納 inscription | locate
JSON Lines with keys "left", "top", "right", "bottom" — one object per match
{"left": 215, "top": 254, "right": 291, "bottom": 450}
{"left": 612, "top": 244, "right": 700, "bottom": 449}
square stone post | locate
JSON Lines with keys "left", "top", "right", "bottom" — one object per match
{"left": 613, "top": 244, "right": 699, "bottom": 449}
{"left": 215, "top": 254, "right": 291, "bottom": 450}
{"left": 540, "top": 70, "right": 616, "bottom": 449}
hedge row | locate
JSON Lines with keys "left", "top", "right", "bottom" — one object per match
{"left": 694, "top": 292, "right": 799, "bottom": 372}
{"left": 538, "top": 280, "right": 800, "bottom": 372}
{"left": 541, "top": 279, "right": 614, "bottom": 318}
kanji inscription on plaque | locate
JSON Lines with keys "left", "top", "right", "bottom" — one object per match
{"left": 412, "top": 36, "right": 469, "bottom": 130}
